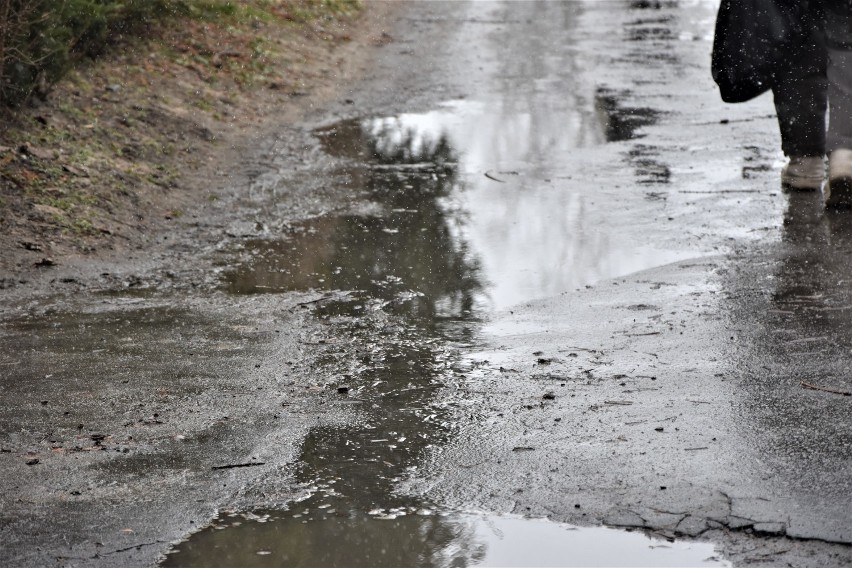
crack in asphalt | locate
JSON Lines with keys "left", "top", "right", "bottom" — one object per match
{"left": 608, "top": 507, "right": 852, "bottom": 547}
{"left": 96, "top": 540, "right": 166, "bottom": 558}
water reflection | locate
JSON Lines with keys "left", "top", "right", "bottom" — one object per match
{"left": 305, "top": 104, "right": 690, "bottom": 311}
{"left": 164, "top": 511, "right": 728, "bottom": 568}
{"left": 226, "top": 116, "right": 483, "bottom": 322}
{"left": 720, "top": 192, "right": 852, "bottom": 538}
{"left": 762, "top": 192, "right": 852, "bottom": 452}
{"left": 165, "top": 509, "right": 483, "bottom": 568}
{"left": 595, "top": 87, "right": 661, "bottom": 142}
{"left": 225, "top": 0, "right": 700, "bottom": 311}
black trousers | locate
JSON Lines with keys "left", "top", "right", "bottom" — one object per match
{"left": 772, "top": 0, "right": 852, "bottom": 157}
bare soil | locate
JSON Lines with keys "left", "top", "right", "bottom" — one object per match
{"left": 0, "top": 1, "right": 397, "bottom": 285}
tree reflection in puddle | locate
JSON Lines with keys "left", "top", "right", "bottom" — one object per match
{"left": 224, "top": 113, "right": 484, "bottom": 322}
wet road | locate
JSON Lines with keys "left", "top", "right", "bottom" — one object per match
{"left": 2, "top": 1, "right": 852, "bottom": 566}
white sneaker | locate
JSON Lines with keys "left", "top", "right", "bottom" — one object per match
{"left": 782, "top": 156, "right": 825, "bottom": 191}
{"left": 825, "top": 149, "right": 852, "bottom": 209}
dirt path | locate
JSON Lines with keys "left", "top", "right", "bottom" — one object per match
{"left": 2, "top": 1, "right": 851, "bottom": 567}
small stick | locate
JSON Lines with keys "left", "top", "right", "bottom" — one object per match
{"left": 801, "top": 381, "right": 852, "bottom": 396}
{"left": 294, "top": 296, "right": 330, "bottom": 307}
{"left": 211, "top": 462, "right": 266, "bottom": 470}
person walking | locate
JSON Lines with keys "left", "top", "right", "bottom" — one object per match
{"left": 715, "top": 0, "right": 852, "bottom": 206}
{"left": 772, "top": 0, "right": 852, "bottom": 208}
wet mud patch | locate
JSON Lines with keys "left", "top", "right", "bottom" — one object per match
{"left": 628, "top": 144, "right": 672, "bottom": 185}
{"left": 0, "top": 304, "right": 272, "bottom": 458}
{"left": 0, "top": 289, "right": 356, "bottom": 566}
{"left": 594, "top": 88, "right": 661, "bottom": 142}
{"left": 625, "top": 15, "right": 676, "bottom": 42}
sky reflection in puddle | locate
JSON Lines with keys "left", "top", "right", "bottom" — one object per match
{"left": 226, "top": 98, "right": 698, "bottom": 311}
{"left": 324, "top": 100, "right": 697, "bottom": 312}
{"left": 164, "top": 509, "right": 728, "bottom": 568}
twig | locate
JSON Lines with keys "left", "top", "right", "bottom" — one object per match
{"left": 211, "top": 462, "right": 266, "bottom": 470}
{"left": 484, "top": 170, "right": 506, "bottom": 183}
{"left": 691, "top": 114, "right": 776, "bottom": 126}
{"left": 800, "top": 381, "right": 852, "bottom": 396}
{"left": 562, "top": 346, "right": 602, "bottom": 354}
{"left": 294, "top": 296, "right": 332, "bottom": 307}
{"left": 98, "top": 541, "right": 164, "bottom": 557}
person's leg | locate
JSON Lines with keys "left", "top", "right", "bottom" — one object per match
{"left": 825, "top": 0, "right": 852, "bottom": 153}
{"left": 772, "top": 8, "right": 828, "bottom": 158}
{"left": 824, "top": 0, "right": 852, "bottom": 207}
{"left": 772, "top": 7, "right": 828, "bottom": 190}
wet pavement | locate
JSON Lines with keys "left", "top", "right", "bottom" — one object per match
{"left": 2, "top": 0, "right": 852, "bottom": 566}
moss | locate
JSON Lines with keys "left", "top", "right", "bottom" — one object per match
{"left": 71, "top": 218, "right": 96, "bottom": 234}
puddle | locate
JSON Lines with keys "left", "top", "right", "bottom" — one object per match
{"left": 164, "top": 281, "right": 485, "bottom": 565}
{"left": 225, "top": 99, "right": 693, "bottom": 311}
{"left": 219, "top": 1, "right": 709, "bottom": 313}
{"left": 595, "top": 88, "right": 661, "bottom": 142}
{"left": 161, "top": 289, "right": 728, "bottom": 566}
{"left": 198, "top": 2, "right": 720, "bottom": 564}
{"left": 164, "top": 510, "right": 728, "bottom": 568}
{"left": 199, "top": 101, "right": 713, "bottom": 562}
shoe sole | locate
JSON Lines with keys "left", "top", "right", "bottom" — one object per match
{"left": 825, "top": 176, "right": 852, "bottom": 209}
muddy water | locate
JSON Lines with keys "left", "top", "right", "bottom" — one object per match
{"left": 164, "top": 1, "right": 728, "bottom": 565}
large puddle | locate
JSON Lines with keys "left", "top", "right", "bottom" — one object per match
{"left": 225, "top": 99, "right": 694, "bottom": 311}
{"left": 171, "top": 109, "right": 724, "bottom": 564}
{"left": 167, "top": 0, "right": 727, "bottom": 565}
